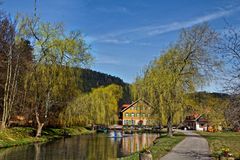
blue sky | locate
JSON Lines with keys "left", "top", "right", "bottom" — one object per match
{"left": 1, "top": 0, "right": 240, "bottom": 92}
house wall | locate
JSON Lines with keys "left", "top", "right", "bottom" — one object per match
{"left": 122, "top": 101, "right": 157, "bottom": 126}
{"left": 196, "top": 122, "right": 207, "bottom": 131}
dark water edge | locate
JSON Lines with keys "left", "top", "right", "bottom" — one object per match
{"left": 0, "top": 133, "right": 159, "bottom": 160}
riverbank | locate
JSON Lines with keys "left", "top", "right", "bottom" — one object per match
{"left": 120, "top": 131, "right": 186, "bottom": 160}
{"left": 0, "top": 126, "right": 94, "bottom": 148}
{"left": 197, "top": 131, "right": 240, "bottom": 159}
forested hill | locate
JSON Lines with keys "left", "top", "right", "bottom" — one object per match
{"left": 78, "top": 68, "right": 128, "bottom": 92}
{"left": 190, "top": 91, "right": 230, "bottom": 99}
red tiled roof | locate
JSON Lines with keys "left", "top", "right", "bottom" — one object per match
{"left": 122, "top": 104, "right": 130, "bottom": 108}
{"left": 120, "top": 98, "right": 152, "bottom": 112}
{"left": 185, "top": 113, "right": 207, "bottom": 122}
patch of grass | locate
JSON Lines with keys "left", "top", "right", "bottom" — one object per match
{"left": 197, "top": 131, "right": 240, "bottom": 159}
{"left": 0, "top": 126, "right": 94, "bottom": 148}
{"left": 120, "top": 132, "right": 186, "bottom": 160}
{"left": 0, "top": 127, "right": 45, "bottom": 148}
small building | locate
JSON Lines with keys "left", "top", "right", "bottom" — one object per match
{"left": 119, "top": 99, "right": 157, "bottom": 126}
{"left": 184, "top": 114, "right": 208, "bottom": 131}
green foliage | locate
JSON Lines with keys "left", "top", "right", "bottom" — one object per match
{"left": 76, "top": 68, "right": 127, "bottom": 92}
{"left": 60, "top": 84, "right": 123, "bottom": 126}
{"left": 198, "top": 131, "right": 240, "bottom": 159}
{"left": 186, "top": 92, "right": 230, "bottom": 128}
{"left": 17, "top": 15, "right": 93, "bottom": 134}
{"left": 131, "top": 24, "right": 220, "bottom": 135}
{"left": 0, "top": 127, "right": 93, "bottom": 148}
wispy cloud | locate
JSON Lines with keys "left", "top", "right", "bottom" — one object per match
{"left": 90, "top": 6, "right": 240, "bottom": 45}
{"left": 95, "top": 55, "right": 120, "bottom": 65}
{"left": 148, "top": 7, "right": 238, "bottom": 36}
{"left": 95, "top": 6, "right": 131, "bottom": 14}
{"left": 101, "top": 39, "right": 131, "bottom": 44}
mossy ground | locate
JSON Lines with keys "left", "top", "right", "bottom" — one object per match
{"left": 0, "top": 126, "right": 94, "bottom": 148}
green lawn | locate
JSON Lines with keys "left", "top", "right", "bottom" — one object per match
{"left": 0, "top": 126, "right": 94, "bottom": 148}
{"left": 197, "top": 131, "right": 240, "bottom": 159}
{"left": 120, "top": 132, "right": 186, "bottom": 160}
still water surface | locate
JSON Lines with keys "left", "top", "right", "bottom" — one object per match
{"left": 0, "top": 133, "right": 159, "bottom": 160}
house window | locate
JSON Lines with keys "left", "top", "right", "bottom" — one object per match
{"left": 137, "top": 113, "right": 140, "bottom": 117}
{"left": 131, "top": 113, "right": 135, "bottom": 117}
{"left": 142, "top": 113, "right": 145, "bottom": 117}
{"left": 128, "top": 120, "right": 132, "bottom": 125}
{"left": 125, "top": 113, "right": 129, "bottom": 117}
{"left": 148, "top": 114, "right": 151, "bottom": 117}
{"left": 132, "top": 120, "right": 135, "bottom": 125}
{"left": 136, "top": 106, "right": 139, "bottom": 110}
{"left": 124, "top": 120, "right": 128, "bottom": 125}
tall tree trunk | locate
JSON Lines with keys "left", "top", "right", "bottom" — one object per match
{"left": 1, "top": 121, "right": 6, "bottom": 129}
{"left": 167, "top": 114, "right": 173, "bottom": 137}
{"left": 35, "top": 90, "right": 51, "bottom": 137}
{"left": 1, "top": 47, "right": 12, "bottom": 129}
{"left": 1, "top": 46, "right": 20, "bottom": 129}
{"left": 35, "top": 112, "right": 44, "bottom": 137}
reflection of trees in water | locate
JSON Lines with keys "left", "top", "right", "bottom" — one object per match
{"left": 121, "top": 134, "right": 158, "bottom": 155}
{"left": 0, "top": 144, "right": 35, "bottom": 160}
{"left": 86, "top": 134, "right": 118, "bottom": 159}
{"left": 34, "top": 143, "right": 41, "bottom": 160}
{"left": 0, "top": 134, "right": 158, "bottom": 160}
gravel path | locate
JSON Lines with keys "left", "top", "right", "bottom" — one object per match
{"left": 160, "top": 130, "right": 211, "bottom": 160}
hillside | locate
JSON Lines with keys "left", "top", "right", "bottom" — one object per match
{"left": 77, "top": 68, "right": 132, "bottom": 105}
{"left": 78, "top": 68, "right": 126, "bottom": 92}
{"left": 190, "top": 91, "right": 230, "bottom": 100}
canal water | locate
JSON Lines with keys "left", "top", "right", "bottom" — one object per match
{"left": 0, "top": 133, "right": 159, "bottom": 160}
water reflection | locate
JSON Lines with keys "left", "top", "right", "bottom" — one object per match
{"left": 0, "top": 133, "right": 158, "bottom": 160}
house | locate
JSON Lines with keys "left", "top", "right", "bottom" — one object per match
{"left": 184, "top": 114, "right": 208, "bottom": 131}
{"left": 119, "top": 99, "right": 158, "bottom": 126}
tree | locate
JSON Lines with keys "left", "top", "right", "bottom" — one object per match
{"left": 60, "top": 84, "right": 123, "bottom": 127}
{"left": 217, "top": 24, "right": 240, "bottom": 94}
{"left": 0, "top": 13, "right": 16, "bottom": 129}
{"left": 217, "top": 23, "right": 240, "bottom": 129}
{"left": 186, "top": 92, "right": 229, "bottom": 129}
{"left": 132, "top": 23, "right": 220, "bottom": 136}
{"left": 19, "top": 16, "right": 92, "bottom": 137}
{"left": 0, "top": 13, "right": 33, "bottom": 129}
{"left": 225, "top": 95, "right": 240, "bottom": 129}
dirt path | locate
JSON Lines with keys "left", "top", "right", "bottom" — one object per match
{"left": 160, "top": 130, "right": 211, "bottom": 160}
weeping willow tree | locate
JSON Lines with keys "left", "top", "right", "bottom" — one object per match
{"left": 132, "top": 23, "right": 220, "bottom": 136}
{"left": 59, "top": 84, "right": 123, "bottom": 127}
{"left": 19, "top": 16, "right": 92, "bottom": 137}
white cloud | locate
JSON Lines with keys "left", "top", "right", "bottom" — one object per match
{"left": 101, "top": 39, "right": 131, "bottom": 44}
{"left": 90, "top": 6, "right": 240, "bottom": 45}
{"left": 95, "top": 55, "right": 120, "bottom": 65}
{"left": 148, "top": 7, "right": 237, "bottom": 36}
{"left": 95, "top": 6, "right": 131, "bottom": 14}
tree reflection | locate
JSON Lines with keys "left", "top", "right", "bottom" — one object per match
{"left": 0, "top": 133, "right": 158, "bottom": 160}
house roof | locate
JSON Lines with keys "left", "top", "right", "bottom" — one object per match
{"left": 120, "top": 98, "right": 152, "bottom": 113}
{"left": 185, "top": 114, "right": 207, "bottom": 122}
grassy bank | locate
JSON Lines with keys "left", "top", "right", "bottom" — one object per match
{"left": 197, "top": 131, "right": 240, "bottom": 159}
{"left": 0, "top": 126, "right": 94, "bottom": 148}
{"left": 120, "top": 132, "right": 186, "bottom": 160}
